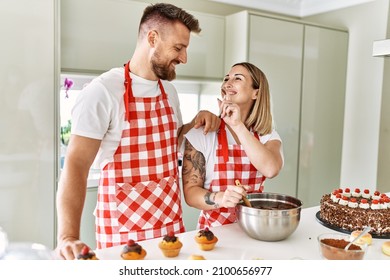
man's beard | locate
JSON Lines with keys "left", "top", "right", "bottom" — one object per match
{"left": 151, "top": 52, "right": 177, "bottom": 81}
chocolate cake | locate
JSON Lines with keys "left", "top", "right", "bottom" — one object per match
{"left": 319, "top": 188, "right": 390, "bottom": 236}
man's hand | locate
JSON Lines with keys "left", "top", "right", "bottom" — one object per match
{"left": 193, "top": 110, "right": 220, "bottom": 134}
{"left": 55, "top": 237, "right": 86, "bottom": 260}
{"left": 178, "top": 110, "right": 220, "bottom": 148}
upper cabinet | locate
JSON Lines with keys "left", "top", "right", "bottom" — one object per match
{"left": 61, "top": 0, "right": 225, "bottom": 79}
{"left": 226, "top": 11, "right": 348, "bottom": 207}
{"left": 175, "top": 12, "right": 225, "bottom": 79}
{"left": 61, "top": 0, "right": 148, "bottom": 73}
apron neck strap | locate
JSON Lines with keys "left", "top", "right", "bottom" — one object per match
{"left": 217, "top": 120, "right": 260, "bottom": 163}
{"left": 218, "top": 120, "right": 229, "bottom": 163}
{"left": 124, "top": 61, "right": 131, "bottom": 122}
{"left": 123, "top": 61, "right": 166, "bottom": 122}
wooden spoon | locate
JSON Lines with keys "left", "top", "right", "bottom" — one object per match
{"left": 235, "top": 180, "right": 252, "bottom": 207}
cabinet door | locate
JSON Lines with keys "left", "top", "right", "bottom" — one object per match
{"left": 177, "top": 12, "right": 225, "bottom": 79}
{"left": 248, "top": 15, "right": 304, "bottom": 197}
{"left": 298, "top": 26, "right": 348, "bottom": 207}
{"left": 61, "top": 0, "right": 225, "bottom": 78}
{"left": 61, "top": 0, "right": 147, "bottom": 73}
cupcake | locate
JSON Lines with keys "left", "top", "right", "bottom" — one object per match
{"left": 382, "top": 241, "right": 390, "bottom": 256}
{"left": 121, "top": 239, "right": 147, "bottom": 260}
{"left": 158, "top": 232, "right": 183, "bottom": 258}
{"left": 77, "top": 245, "right": 99, "bottom": 260}
{"left": 188, "top": 254, "right": 206, "bottom": 260}
{"left": 350, "top": 230, "right": 372, "bottom": 246}
{"left": 194, "top": 227, "right": 218, "bottom": 251}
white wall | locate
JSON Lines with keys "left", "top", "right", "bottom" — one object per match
{"left": 305, "top": 0, "right": 390, "bottom": 190}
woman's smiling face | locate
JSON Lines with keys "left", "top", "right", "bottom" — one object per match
{"left": 221, "top": 65, "right": 258, "bottom": 104}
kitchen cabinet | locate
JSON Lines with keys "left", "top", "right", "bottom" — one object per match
{"left": 61, "top": 0, "right": 225, "bottom": 79}
{"left": 0, "top": 0, "right": 59, "bottom": 248}
{"left": 298, "top": 26, "right": 347, "bottom": 206}
{"left": 175, "top": 12, "right": 225, "bottom": 79}
{"left": 225, "top": 11, "right": 348, "bottom": 207}
{"left": 61, "top": 0, "right": 146, "bottom": 73}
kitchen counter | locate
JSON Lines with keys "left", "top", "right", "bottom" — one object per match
{"left": 95, "top": 206, "right": 390, "bottom": 260}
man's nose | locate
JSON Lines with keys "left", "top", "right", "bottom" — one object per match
{"left": 178, "top": 49, "right": 187, "bottom": 64}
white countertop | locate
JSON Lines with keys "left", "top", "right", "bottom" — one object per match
{"left": 95, "top": 206, "right": 390, "bottom": 260}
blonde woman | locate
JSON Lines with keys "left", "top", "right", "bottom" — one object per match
{"left": 182, "top": 62, "right": 284, "bottom": 229}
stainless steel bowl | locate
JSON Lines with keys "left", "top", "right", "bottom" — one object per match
{"left": 235, "top": 192, "right": 302, "bottom": 241}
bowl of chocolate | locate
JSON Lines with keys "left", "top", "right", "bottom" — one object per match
{"left": 235, "top": 192, "right": 302, "bottom": 241}
{"left": 317, "top": 233, "right": 367, "bottom": 260}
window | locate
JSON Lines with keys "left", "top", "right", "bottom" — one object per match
{"left": 173, "top": 80, "right": 221, "bottom": 123}
{"left": 60, "top": 74, "right": 97, "bottom": 168}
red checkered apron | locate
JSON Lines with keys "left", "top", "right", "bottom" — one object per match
{"left": 95, "top": 62, "right": 184, "bottom": 249}
{"left": 198, "top": 120, "right": 265, "bottom": 228}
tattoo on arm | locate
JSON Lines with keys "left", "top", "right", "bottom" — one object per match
{"left": 182, "top": 140, "right": 206, "bottom": 186}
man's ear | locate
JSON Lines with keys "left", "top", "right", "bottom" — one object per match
{"left": 147, "top": 30, "right": 158, "bottom": 47}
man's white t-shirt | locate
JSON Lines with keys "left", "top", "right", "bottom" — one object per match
{"left": 184, "top": 127, "right": 283, "bottom": 188}
{"left": 71, "top": 67, "right": 183, "bottom": 169}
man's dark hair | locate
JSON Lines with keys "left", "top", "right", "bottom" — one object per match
{"left": 139, "top": 3, "right": 201, "bottom": 34}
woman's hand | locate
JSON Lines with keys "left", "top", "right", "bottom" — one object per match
{"left": 218, "top": 97, "right": 242, "bottom": 128}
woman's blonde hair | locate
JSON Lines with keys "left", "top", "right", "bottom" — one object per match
{"left": 232, "top": 62, "right": 273, "bottom": 135}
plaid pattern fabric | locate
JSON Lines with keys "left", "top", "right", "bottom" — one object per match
{"left": 95, "top": 215, "right": 184, "bottom": 249}
{"left": 198, "top": 121, "right": 265, "bottom": 229}
{"left": 117, "top": 96, "right": 177, "bottom": 183}
{"left": 115, "top": 177, "right": 181, "bottom": 231}
{"left": 95, "top": 64, "right": 184, "bottom": 249}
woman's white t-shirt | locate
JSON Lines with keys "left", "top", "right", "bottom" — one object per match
{"left": 184, "top": 127, "right": 283, "bottom": 187}
{"left": 71, "top": 67, "right": 183, "bottom": 169}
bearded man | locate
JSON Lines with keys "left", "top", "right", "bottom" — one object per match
{"left": 55, "top": 3, "right": 219, "bottom": 260}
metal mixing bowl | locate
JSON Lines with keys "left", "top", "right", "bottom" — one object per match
{"left": 235, "top": 192, "right": 302, "bottom": 241}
